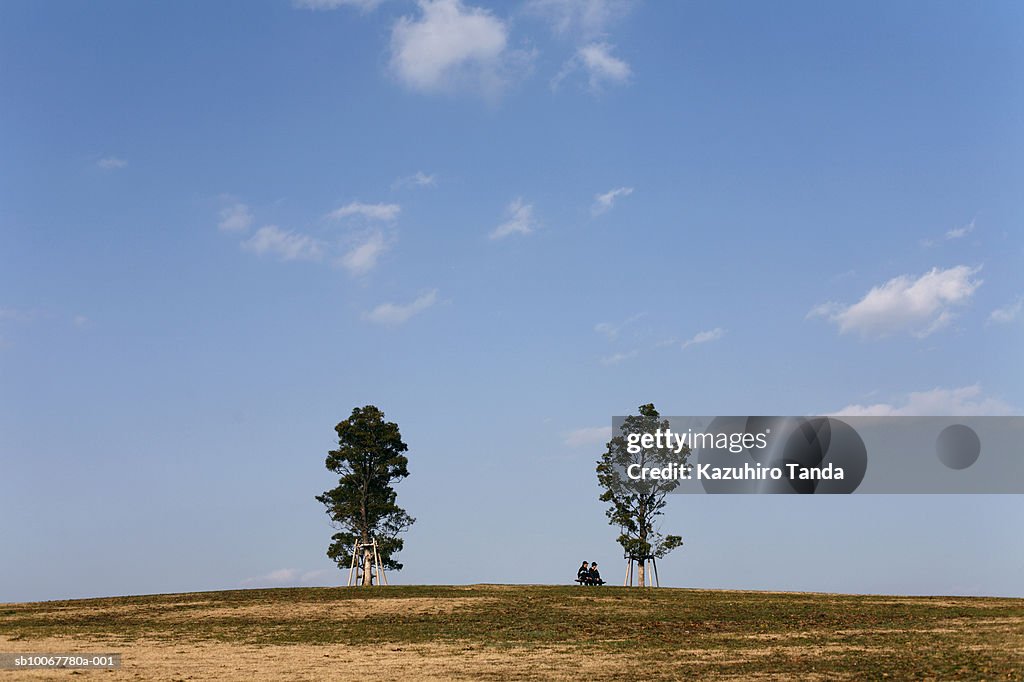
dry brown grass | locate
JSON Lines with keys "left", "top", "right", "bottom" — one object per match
{"left": 1, "top": 634, "right": 877, "bottom": 681}
{"left": 2, "top": 636, "right": 643, "bottom": 681}
{"left": 2, "top": 585, "right": 1022, "bottom": 680}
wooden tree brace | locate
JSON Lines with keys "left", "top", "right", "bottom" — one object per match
{"left": 346, "top": 539, "right": 389, "bottom": 587}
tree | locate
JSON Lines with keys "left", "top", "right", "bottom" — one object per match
{"left": 316, "top": 405, "right": 414, "bottom": 585}
{"left": 596, "top": 403, "right": 685, "bottom": 586}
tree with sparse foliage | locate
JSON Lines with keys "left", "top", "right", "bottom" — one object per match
{"left": 316, "top": 405, "right": 414, "bottom": 585}
{"left": 596, "top": 403, "right": 685, "bottom": 586}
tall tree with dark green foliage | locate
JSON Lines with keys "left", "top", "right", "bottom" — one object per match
{"left": 596, "top": 403, "right": 685, "bottom": 586}
{"left": 316, "top": 405, "right": 414, "bottom": 585}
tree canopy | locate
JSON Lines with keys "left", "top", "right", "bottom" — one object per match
{"left": 596, "top": 403, "right": 685, "bottom": 585}
{"left": 316, "top": 405, "right": 414, "bottom": 584}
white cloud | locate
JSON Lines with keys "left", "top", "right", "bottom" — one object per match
{"left": 921, "top": 219, "right": 977, "bottom": 247}
{"left": 394, "top": 171, "right": 437, "bottom": 188}
{"left": 553, "top": 41, "right": 631, "bottom": 91}
{"left": 339, "top": 231, "right": 390, "bottom": 275}
{"left": 1, "top": 309, "right": 88, "bottom": 329}
{"left": 831, "top": 385, "right": 1016, "bottom": 417}
{"left": 328, "top": 203, "right": 399, "bottom": 275}
{"left": 591, "top": 186, "right": 633, "bottom": 215}
{"left": 327, "top": 201, "right": 401, "bottom": 222}
{"left": 294, "top": 0, "right": 384, "bottom": 10}
{"left": 365, "top": 289, "right": 438, "bottom": 325}
{"left": 989, "top": 296, "right": 1023, "bottom": 324}
{"left": 0, "top": 308, "right": 32, "bottom": 350}
{"left": 594, "top": 313, "right": 645, "bottom": 340}
{"left": 390, "top": 0, "right": 519, "bottom": 96}
{"left": 490, "top": 198, "right": 536, "bottom": 239}
{"left": 599, "top": 349, "right": 638, "bottom": 365}
{"left": 564, "top": 425, "right": 612, "bottom": 447}
{"left": 241, "top": 567, "right": 333, "bottom": 587}
{"left": 809, "top": 265, "right": 982, "bottom": 338}
{"left": 682, "top": 327, "right": 725, "bottom": 350}
{"left": 96, "top": 157, "right": 127, "bottom": 170}
{"left": 242, "top": 226, "right": 325, "bottom": 262}
{"left": 535, "top": 1, "right": 634, "bottom": 92}
{"left": 487, "top": 196, "right": 536, "bottom": 238}
{"left": 218, "top": 203, "right": 253, "bottom": 232}
{"left": 526, "top": 0, "right": 633, "bottom": 38}
{"left": 0, "top": 308, "right": 30, "bottom": 322}
{"left": 579, "top": 42, "right": 630, "bottom": 86}
{"left": 945, "top": 219, "right": 975, "bottom": 240}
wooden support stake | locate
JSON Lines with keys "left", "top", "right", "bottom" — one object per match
{"left": 373, "top": 540, "right": 384, "bottom": 586}
{"left": 347, "top": 545, "right": 358, "bottom": 587}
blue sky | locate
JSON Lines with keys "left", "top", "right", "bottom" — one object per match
{"left": 1, "top": 0, "right": 1022, "bottom": 602}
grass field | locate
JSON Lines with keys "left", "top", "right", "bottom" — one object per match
{"left": 2, "top": 584, "right": 1022, "bottom": 680}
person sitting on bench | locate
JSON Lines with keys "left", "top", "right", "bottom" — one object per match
{"left": 588, "top": 562, "right": 605, "bottom": 586}
{"left": 576, "top": 561, "right": 590, "bottom": 584}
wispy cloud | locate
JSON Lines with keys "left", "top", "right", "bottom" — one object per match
{"left": 390, "top": 0, "right": 528, "bottom": 98}
{"left": 324, "top": 202, "right": 401, "bottom": 275}
{"left": 241, "top": 567, "right": 333, "bottom": 587}
{"left": 96, "top": 157, "right": 127, "bottom": 170}
{"left": 555, "top": 42, "right": 631, "bottom": 91}
{"left": 921, "top": 218, "right": 977, "bottom": 247}
{"left": 564, "top": 425, "right": 612, "bottom": 447}
{"left": 393, "top": 171, "right": 437, "bottom": 188}
{"left": 989, "top": 296, "right": 1023, "bottom": 325}
{"left": 599, "top": 349, "right": 638, "bottom": 365}
{"left": 294, "top": 0, "right": 384, "bottom": 10}
{"left": 218, "top": 203, "right": 253, "bottom": 232}
{"left": 0, "top": 307, "right": 34, "bottom": 322}
{"left": 338, "top": 231, "right": 391, "bottom": 276}
{"left": 830, "top": 385, "right": 1016, "bottom": 416}
{"left": 579, "top": 42, "right": 630, "bottom": 87}
{"left": 225, "top": 199, "right": 394, "bottom": 272}
{"left": 809, "top": 265, "right": 982, "bottom": 338}
{"left": 490, "top": 198, "right": 536, "bottom": 239}
{"left": 1, "top": 309, "right": 94, "bottom": 348}
{"left": 0, "top": 308, "right": 27, "bottom": 350}
{"left": 526, "top": 0, "right": 633, "bottom": 39}
{"left": 365, "top": 289, "right": 439, "bottom": 325}
{"left": 945, "top": 219, "right": 975, "bottom": 240}
{"left": 593, "top": 313, "right": 645, "bottom": 341}
{"left": 591, "top": 186, "right": 633, "bottom": 215}
{"left": 242, "top": 226, "right": 325, "bottom": 261}
{"left": 681, "top": 327, "right": 725, "bottom": 350}
{"left": 327, "top": 201, "right": 401, "bottom": 221}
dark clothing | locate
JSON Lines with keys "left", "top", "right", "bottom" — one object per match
{"left": 588, "top": 568, "right": 604, "bottom": 585}
{"left": 577, "top": 566, "right": 590, "bottom": 582}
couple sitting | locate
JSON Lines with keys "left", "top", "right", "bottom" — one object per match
{"left": 576, "top": 561, "right": 605, "bottom": 586}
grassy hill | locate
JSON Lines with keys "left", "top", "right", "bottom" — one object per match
{"left": 2, "top": 585, "right": 1022, "bottom": 680}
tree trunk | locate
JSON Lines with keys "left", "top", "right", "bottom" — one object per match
{"left": 360, "top": 496, "right": 372, "bottom": 586}
{"left": 637, "top": 559, "right": 646, "bottom": 587}
{"left": 361, "top": 547, "right": 373, "bottom": 586}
